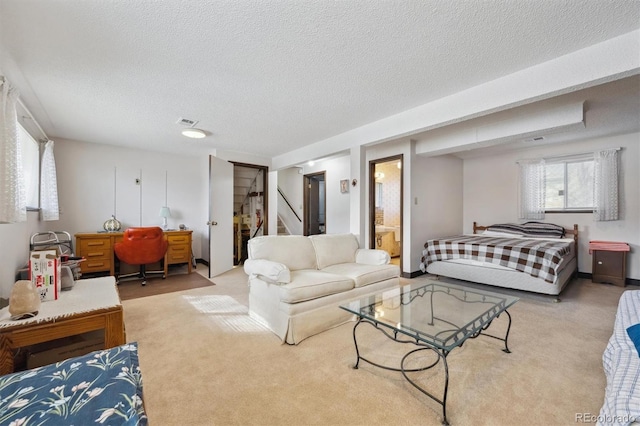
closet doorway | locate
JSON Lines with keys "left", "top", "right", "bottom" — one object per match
{"left": 369, "top": 155, "right": 403, "bottom": 268}
{"left": 303, "top": 171, "right": 326, "bottom": 236}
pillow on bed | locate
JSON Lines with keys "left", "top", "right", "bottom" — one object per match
{"left": 627, "top": 324, "right": 640, "bottom": 357}
{"left": 482, "top": 230, "right": 523, "bottom": 238}
{"left": 521, "top": 221, "right": 566, "bottom": 239}
{"left": 486, "top": 223, "right": 526, "bottom": 237}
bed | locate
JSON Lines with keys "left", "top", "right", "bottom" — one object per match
{"left": 0, "top": 342, "right": 147, "bottom": 425}
{"left": 420, "top": 221, "right": 579, "bottom": 297}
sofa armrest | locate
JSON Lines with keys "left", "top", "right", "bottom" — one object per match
{"left": 355, "top": 249, "right": 391, "bottom": 265}
{"left": 243, "top": 259, "right": 291, "bottom": 284}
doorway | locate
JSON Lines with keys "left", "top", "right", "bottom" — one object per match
{"left": 233, "top": 162, "right": 268, "bottom": 265}
{"left": 303, "top": 171, "right": 326, "bottom": 236}
{"left": 369, "top": 155, "right": 403, "bottom": 268}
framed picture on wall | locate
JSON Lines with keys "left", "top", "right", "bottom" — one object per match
{"left": 340, "top": 179, "right": 349, "bottom": 193}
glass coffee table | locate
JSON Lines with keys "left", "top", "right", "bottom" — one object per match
{"left": 340, "top": 280, "right": 519, "bottom": 425}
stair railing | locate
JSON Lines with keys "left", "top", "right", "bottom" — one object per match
{"left": 277, "top": 186, "right": 301, "bottom": 223}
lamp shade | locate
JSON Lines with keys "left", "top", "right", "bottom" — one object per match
{"left": 159, "top": 206, "right": 171, "bottom": 218}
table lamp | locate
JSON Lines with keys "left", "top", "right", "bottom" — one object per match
{"left": 159, "top": 206, "right": 171, "bottom": 230}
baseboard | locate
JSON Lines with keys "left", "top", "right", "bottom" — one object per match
{"left": 196, "top": 258, "right": 209, "bottom": 267}
{"left": 403, "top": 270, "right": 426, "bottom": 279}
{"left": 405, "top": 269, "right": 640, "bottom": 286}
{"left": 578, "top": 271, "right": 639, "bottom": 287}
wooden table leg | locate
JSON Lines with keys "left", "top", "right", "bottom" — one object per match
{"left": 0, "top": 333, "right": 15, "bottom": 375}
{"left": 104, "top": 310, "right": 125, "bottom": 348}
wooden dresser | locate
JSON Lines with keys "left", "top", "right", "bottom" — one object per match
{"left": 75, "top": 230, "right": 193, "bottom": 277}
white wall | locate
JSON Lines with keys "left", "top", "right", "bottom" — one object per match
{"left": 54, "top": 138, "right": 209, "bottom": 259}
{"left": 302, "top": 155, "right": 351, "bottom": 234}
{"left": 410, "top": 153, "right": 464, "bottom": 273}
{"left": 463, "top": 132, "right": 640, "bottom": 279}
{"left": 0, "top": 211, "right": 51, "bottom": 305}
{"left": 0, "top": 214, "right": 30, "bottom": 305}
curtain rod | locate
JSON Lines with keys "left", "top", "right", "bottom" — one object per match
{"left": 516, "top": 147, "right": 621, "bottom": 164}
{"left": 1, "top": 74, "right": 49, "bottom": 141}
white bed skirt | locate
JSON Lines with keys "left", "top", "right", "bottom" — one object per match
{"left": 426, "top": 256, "right": 577, "bottom": 296}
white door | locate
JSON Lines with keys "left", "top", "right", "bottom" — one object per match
{"left": 208, "top": 155, "right": 234, "bottom": 277}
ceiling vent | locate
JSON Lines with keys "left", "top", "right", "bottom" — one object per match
{"left": 176, "top": 117, "right": 199, "bottom": 127}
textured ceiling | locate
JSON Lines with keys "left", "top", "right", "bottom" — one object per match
{"left": 0, "top": 0, "right": 639, "bottom": 159}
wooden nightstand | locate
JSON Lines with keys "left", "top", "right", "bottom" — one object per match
{"left": 589, "top": 241, "right": 630, "bottom": 287}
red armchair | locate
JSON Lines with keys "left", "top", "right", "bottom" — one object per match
{"left": 114, "top": 227, "right": 168, "bottom": 286}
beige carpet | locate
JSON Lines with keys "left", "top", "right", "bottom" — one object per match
{"left": 121, "top": 267, "right": 628, "bottom": 426}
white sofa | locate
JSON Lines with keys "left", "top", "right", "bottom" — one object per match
{"left": 243, "top": 234, "right": 400, "bottom": 344}
{"left": 598, "top": 290, "right": 640, "bottom": 426}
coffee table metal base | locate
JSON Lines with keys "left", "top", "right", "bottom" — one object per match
{"left": 349, "top": 310, "right": 513, "bottom": 426}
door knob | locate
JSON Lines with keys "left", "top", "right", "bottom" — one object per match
{"left": 207, "top": 221, "right": 218, "bottom": 226}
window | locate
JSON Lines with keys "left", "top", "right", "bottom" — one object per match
{"left": 544, "top": 157, "right": 594, "bottom": 212}
{"left": 18, "top": 123, "right": 40, "bottom": 209}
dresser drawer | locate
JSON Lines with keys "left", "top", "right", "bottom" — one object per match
{"left": 167, "top": 244, "right": 190, "bottom": 264}
{"left": 77, "top": 236, "right": 112, "bottom": 273}
{"left": 81, "top": 259, "right": 111, "bottom": 273}
{"left": 167, "top": 234, "right": 190, "bottom": 244}
{"left": 78, "top": 237, "right": 112, "bottom": 255}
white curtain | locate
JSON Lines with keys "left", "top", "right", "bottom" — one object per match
{"left": 593, "top": 148, "right": 619, "bottom": 221}
{"left": 518, "top": 159, "right": 545, "bottom": 220}
{"left": 40, "top": 140, "right": 59, "bottom": 221}
{"left": 0, "top": 78, "right": 26, "bottom": 223}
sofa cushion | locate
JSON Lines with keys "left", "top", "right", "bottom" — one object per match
{"left": 248, "top": 235, "right": 317, "bottom": 271}
{"left": 309, "top": 234, "right": 359, "bottom": 269}
{"left": 321, "top": 263, "right": 400, "bottom": 288}
{"left": 279, "top": 270, "right": 354, "bottom": 303}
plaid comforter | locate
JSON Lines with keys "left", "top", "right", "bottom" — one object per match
{"left": 420, "top": 235, "right": 573, "bottom": 283}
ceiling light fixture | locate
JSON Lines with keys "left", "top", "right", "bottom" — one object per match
{"left": 181, "top": 128, "right": 206, "bottom": 139}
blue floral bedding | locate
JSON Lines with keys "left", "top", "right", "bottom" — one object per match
{"left": 0, "top": 342, "right": 147, "bottom": 425}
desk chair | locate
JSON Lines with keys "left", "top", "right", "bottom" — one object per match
{"left": 114, "top": 227, "right": 168, "bottom": 286}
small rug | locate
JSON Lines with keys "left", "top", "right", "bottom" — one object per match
{"left": 117, "top": 268, "right": 214, "bottom": 301}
